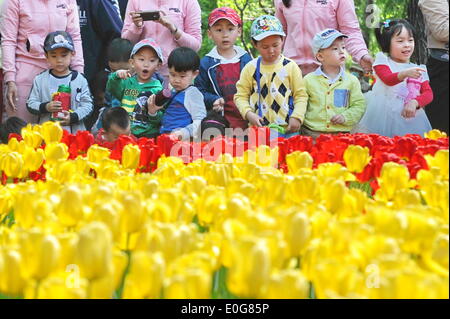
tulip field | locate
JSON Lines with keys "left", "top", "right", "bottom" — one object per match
{"left": 0, "top": 122, "right": 448, "bottom": 299}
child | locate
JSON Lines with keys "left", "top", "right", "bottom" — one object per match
{"left": 147, "top": 47, "right": 206, "bottom": 140}
{"left": 0, "top": 116, "right": 27, "bottom": 144}
{"left": 27, "top": 31, "right": 93, "bottom": 133}
{"left": 357, "top": 19, "right": 433, "bottom": 137}
{"left": 234, "top": 15, "right": 308, "bottom": 138}
{"left": 106, "top": 38, "right": 163, "bottom": 138}
{"left": 90, "top": 38, "right": 133, "bottom": 133}
{"left": 195, "top": 7, "right": 252, "bottom": 132}
{"left": 95, "top": 106, "right": 132, "bottom": 146}
{"left": 301, "top": 29, "right": 366, "bottom": 139}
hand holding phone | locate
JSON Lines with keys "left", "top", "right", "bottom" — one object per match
{"left": 138, "top": 10, "right": 160, "bottom": 21}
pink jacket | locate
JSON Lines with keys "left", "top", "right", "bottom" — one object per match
{"left": 275, "top": 0, "right": 369, "bottom": 71}
{"left": 0, "top": 0, "right": 84, "bottom": 83}
{"left": 122, "top": 0, "right": 202, "bottom": 75}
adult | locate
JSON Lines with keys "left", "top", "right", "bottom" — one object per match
{"left": 121, "top": 0, "right": 202, "bottom": 83}
{"left": 275, "top": 0, "right": 373, "bottom": 76}
{"left": 1, "top": 0, "right": 84, "bottom": 123}
{"left": 77, "top": 0, "right": 123, "bottom": 83}
{"left": 419, "top": 0, "right": 449, "bottom": 134}
{"left": 118, "top": 0, "right": 128, "bottom": 20}
{"left": 0, "top": 0, "right": 5, "bottom": 122}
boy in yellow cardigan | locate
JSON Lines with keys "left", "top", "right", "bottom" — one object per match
{"left": 302, "top": 28, "right": 366, "bottom": 139}
{"left": 234, "top": 15, "right": 307, "bottom": 138}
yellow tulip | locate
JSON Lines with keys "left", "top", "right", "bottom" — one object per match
{"left": 75, "top": 222, "right": 113, "bottom": 280}
{"left": 344, "top": 145, "right": 372, "bottom": 173}
{"left": 0, "top": 189, "right": 12, "bottom": 221}
{"left": 421, "top": 181, "right": 449, "bottom": 216}
{"left": 22, "top": 147, "right": 45, "bottom": 172}
{"left": 425, "top": 129, "right": 447, "bottom": 140}
{"left": 320, "top": 179, "right": 346, "bottom": 214}
{"left": 123, "top": 252, "right": 165, "bottom": 299}
{"left": 164, "top": 268, "right": 212, "bottom": 299}
{"left": 316, "top": 162, "right": 356, "bottom": 182}
{"left": 87, "top": 145, "right": 111, "bottom": 167}
{"left": 22, "top": 125, "right": 43, "bottom": 149}
{"left": 0, "top": 250, "right": 26, "bottom": 297}
{"left": 284, "top": 212, "right": 310, "bottom": 257}
{"left": 56, "top": 233, "right": 78, "bottom": 272}
{"left": 122, "top": 144, "right": 140, "bottom": 170}
{"left": 286, "top": 151, "right": 313, "bottom": 174}
{"left": 0, "top": 152, "right": 25, "bottom": 178}
{"left": 227, "top": 238, "right": 271, "bottom": 298}
{"left": 54, "top": 185, "right": 86, "bottom": 228}
{"left": 429, "top": 233, "right": 449, "bottom": 271}
{"left": 118, "top": 191, "right": 146, "bottom": 236}
{"left": 46, "top": 160, "right": 77, "bottom": 183}
{"left": 264, "top": 269, "right": 309, "bottom": 299}
{"left": 376, "top": 162, "right": 411, "bottom": 201}
{"left": 20, "top": 230, "right": 61, "bottom": 281}
{"left": 30, "top": 276, "right": 87, "bottom": 299}
{"left": 44, "top": 142, "right": 69, "bottom": 166}
{"left": 41, "top": 121, "right": 63, "bottom": 144}
{"left": 90, "top": 200, "right": 122, "bottom": 241}
{"left": 288, "top": 175, "right": 319, "bottom": 204}
{"left": 425, "top": 150, "right": 449, "bottom": 179}
{"left": 393, "top": 189, "right": 422, "bottom": 209}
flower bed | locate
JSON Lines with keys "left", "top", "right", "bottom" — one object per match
{"left": 0, "top": 122, "right": 448, "bottom": 298}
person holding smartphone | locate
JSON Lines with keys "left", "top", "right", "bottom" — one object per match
{"left": 121, "top": 0, "right": 202, "bottom": 86}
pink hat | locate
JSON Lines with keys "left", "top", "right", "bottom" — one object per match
{"left": 208, "top": 7, "right": 242, "bottom": 27}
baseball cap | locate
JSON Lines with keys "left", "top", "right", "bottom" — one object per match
{"left": 208, "top": 7, "right": 242, "bottom": 27}
{"left": 44, "top": 31, "right": 74, "bottom": 52}
{"left": 130, "top": 38, "right": 164, "bottom": 63}
{"left": 250, "top": 15, "right": 285, "bottom": 41}
{"left": 312, "top": 28, "right": 348, "bottom": 56}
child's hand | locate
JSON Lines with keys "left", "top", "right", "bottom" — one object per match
{"left": 331, "top": 114, "right": 346, "bottom": 125}
{"left": 116, "top": 69, "right": 132, "bottom": 79}
{"left": 402, "top": 100, "right": 418, "bottom": 118}
{"left": 246, "top": 111, "right": 264, "bottom": 127}
{"left": 58, "top": 111, "right": 71, "bottom": 126}
{"left": 286, "top": 117, "right": 302, "bottom": 133}
{"left": 399, "top": 67, "right": 425, "bottom": 81}
{"left": 46, "top": 100, "right": 62, "bottom": 113}
{"left": 147, "top": 94, "right": 163, "bottom": 115}
{"left": 130, "top": 12, "right": 144, "bottom": 28}
{"left": 213, "top": 98, "right": 225, "bottom": 112}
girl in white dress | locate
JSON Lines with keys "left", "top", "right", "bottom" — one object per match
{"left": 357, "top": 19, "right": 433, "bottom": 137}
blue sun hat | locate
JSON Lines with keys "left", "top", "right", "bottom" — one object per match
{"left": 311, "top": 28, "right": 348, "bottom": 56}
{"left": 250, "top": 15, "right": 286, "bottom": 41}
{"left": 44, "top": 31, "right": 74, "bottom": 52}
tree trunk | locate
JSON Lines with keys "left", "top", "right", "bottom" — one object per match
{"left": 407, "top": 0, "right": 428, "bottom": 64}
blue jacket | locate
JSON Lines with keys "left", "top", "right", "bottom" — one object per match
{"left": 77, "top": 0, "right": 123, "bottom": 82}
{"left": 195, "top": 46, "right": 252, "bottom": 110}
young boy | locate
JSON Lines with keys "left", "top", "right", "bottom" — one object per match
{"left": 234, "top": 15, "right": 308, "bottom": 138}
{"left": 147, "top": 47, "right": 206, "bottom": 141}
{"left": 94, "top": 106, "right": 132, "bottom": 146}
{"left": 302, "top": 29, "right": 366, "bottom": 139}
{"left": 90, "top": 38, "right": 133, "bottom": 133}
{"left": 106, "top": 38, "right": 163, "bottom": 138}
{"left": 195, "top": 7, "right": 252, "bottom": 132}
{"left": 26, "top": 31, "right": 93, "bottom": 133}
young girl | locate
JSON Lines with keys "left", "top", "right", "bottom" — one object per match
{"left": 357, "top": 19, "right": 433, "bottom": 137}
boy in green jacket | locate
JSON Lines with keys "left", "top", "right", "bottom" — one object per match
{"left": 106, "top": 38, "right": 163, "bottom": 138}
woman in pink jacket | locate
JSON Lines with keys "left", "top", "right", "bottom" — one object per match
{"left": 1, "top": 0, "right": 84, "bottom": 123}
{"left": 121, "top": 0, "right": 202, "bottom": 83}
{"left": 275, "top": 0, "right": 373, "bottom": 76}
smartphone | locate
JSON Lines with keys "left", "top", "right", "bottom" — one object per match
{"left": 138, "top": 11, "right": 160, "bottom": 21}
